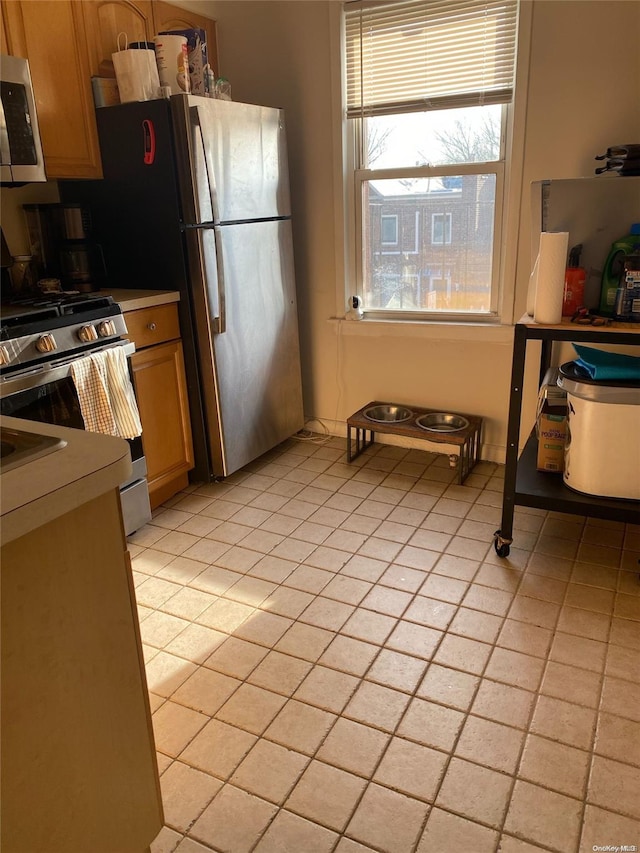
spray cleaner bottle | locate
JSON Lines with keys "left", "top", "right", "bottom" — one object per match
{"left": 599, "top": 223, "right": 640, "bottom": 315}
{"left": 613, "top": 248, "right": 640, "bottom": 322}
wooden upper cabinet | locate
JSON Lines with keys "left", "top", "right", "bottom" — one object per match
{"left": 82, "top": 0, "right": 154, "bottom": 78}
{"left": 2, "top": 1, "right": 102, "bottom": 179}
{"left": 1, "top": 6, "right": 9, "bottom": 54}
{"left": 152, "top": 1, "right": 218, "bottom": 79}
{"left": 82, "top": 1, "right": 219, "bottom": 82}
{"left": 152, "top": 1, "right": 212, "bottom": 34}
{"left": 0, "top": 0, "right": 217, "bottom": 181}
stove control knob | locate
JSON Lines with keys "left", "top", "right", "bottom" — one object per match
{"left": 78, "top": 324, "right": 98, "bottom": 343}
{"left": 0, "top": 345, "right": 10, "bottom": 366}
{"left": 35, "top": 333, "right": 57, "bottom": 354}
{"left": 97, "top": 320, "right": 117, "bottom": 338}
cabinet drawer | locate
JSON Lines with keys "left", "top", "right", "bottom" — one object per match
{"left": 125, "top": 303, "right": 180, "bottom": 349}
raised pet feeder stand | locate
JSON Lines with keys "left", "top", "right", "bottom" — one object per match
{"left": 346, "top": 401, "right": 483, "bottom": 485}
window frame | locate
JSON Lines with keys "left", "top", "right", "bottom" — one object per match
{"left": 352, "top": 146, "right": 506, "bottom": 322}
{"left": 339, "top": 0, "right": 528, "bottom": 326}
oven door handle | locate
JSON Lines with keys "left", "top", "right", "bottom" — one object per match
{"left": 0, "top": 340, "right": 135, "bottom": 396}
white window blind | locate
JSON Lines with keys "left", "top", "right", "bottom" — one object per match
{"left": 345, "top": 0, "right": 518, "bottom": 118}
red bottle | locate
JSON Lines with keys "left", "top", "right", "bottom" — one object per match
{"left": 562, "top": 244, "right": 586, "bottom": 317}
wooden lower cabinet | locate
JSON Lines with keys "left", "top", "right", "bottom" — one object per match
{"left": 1, "top": 489, "right": 163, "bottom": 852}
{"left": 131, "top": 335, "right": 194, "bottom": 509}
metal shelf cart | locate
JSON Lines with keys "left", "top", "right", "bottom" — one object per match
{"left": 494, "top": 316, "right": 640, "bottom": 557}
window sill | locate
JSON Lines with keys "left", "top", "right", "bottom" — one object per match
{"left": 328, "top": 316, "right": 515, "bottom": 344}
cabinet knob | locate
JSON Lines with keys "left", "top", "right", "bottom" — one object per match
{"left": 147, "top": 322, "right": 157, "bottom": 331}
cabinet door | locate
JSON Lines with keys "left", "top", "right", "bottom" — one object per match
{"left": 1, "top": 6, "right": 9, "bottom": 54}
{"left": 1, "top": 492, "right": 163, "bottom": 852}
{"left": 82, "top": 0, "right": 155, "bottom": 78}
{"left": 2, "top": 1, "right": 102, "bottom": 179}
{"left": 152, "top": 0, "right": 218, "bottom": 78}
{"left": 131, "top": 339, "right": 194, "bottom": 509}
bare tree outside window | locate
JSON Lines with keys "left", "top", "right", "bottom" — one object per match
{"left": 358, "top": 105, "right": 503, "bottom": 316}
{"left": 367, "top": 125, "right": 393, "bottom": 166}
{"left": 430, "top": 113, "right": 501, "bottom": 165}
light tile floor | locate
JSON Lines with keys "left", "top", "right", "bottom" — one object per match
{"left": 129, "top": 436, "right": 640, "bottom": 853}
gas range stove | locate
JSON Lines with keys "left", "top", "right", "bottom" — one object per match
{"left": 0, "top": 293, "right": 128, "bottom": 374}
{"left": 0, "top": 291, "right": 151, "bottom": 535}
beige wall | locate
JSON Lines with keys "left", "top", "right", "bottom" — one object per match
{"left": 203, "top": 0, "right": 640, "bottom": 460}
{"left": 3, "top": 0, "right": 639, "bottom": 460}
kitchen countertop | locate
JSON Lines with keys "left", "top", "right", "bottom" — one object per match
{"left": 1, "top": 416, "right": 132, "bottom": 545}
{"left": 99, "top": 288, "right": 180, "bottom": 312}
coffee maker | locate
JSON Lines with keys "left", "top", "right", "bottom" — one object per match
{"left": 23, "top": 202, "right": 106, "bottom": 292}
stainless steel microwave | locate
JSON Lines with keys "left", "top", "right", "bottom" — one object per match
{"left": 0, "top": 55, "right": 46, "bottom": 184}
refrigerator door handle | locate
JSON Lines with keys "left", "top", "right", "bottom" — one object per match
{"left": 189, "top": 105, "right": 216, "bottom": 224}
{"left": 195, "top": 228, "right": 226, "bottom": 334}
{"left": 214, "top": 229, "right": 227, "bottom": 334}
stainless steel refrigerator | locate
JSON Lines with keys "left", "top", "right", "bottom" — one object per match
{"left": 63, "top": 95, "right": 304, "bottom": 480}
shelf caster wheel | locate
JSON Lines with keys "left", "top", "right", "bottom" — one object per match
{"left": 493, "top": 530, "right": 512, "bottom": 558}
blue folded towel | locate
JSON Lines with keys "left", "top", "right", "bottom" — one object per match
{"left": 573, "top": 344, "right": 640, "bottom": 382}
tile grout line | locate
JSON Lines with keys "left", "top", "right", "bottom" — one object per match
{"left": 406, "top": 537, "right": 525, "bottom": 853}
{"left": 230, "top": 447, "right": 472, "bottom": 852}
{"left": 139, "top": 440, "right": 638, "bottom": 853}
{"left": 575, "top": 607, "right": 615, "bottom": 853}
{"left": 189, "top": 448, "right": 387, "bottom": 851}
{"left": 415, "top": 510, "right": 557, "bottom": 853}
{"left": 267, "top": 453, "right": 471, "bottom": 852}
{"left": 170, "top": 445, "right": 431, "bottom": 848}
{"left": 494, "top": 517, "right": 578, "bottom": 853}
{"left": 244, "top": 450, "right": 457, "bottom": 853}
{"left": 336, "top": 471, "right": 527, "bottom": 852}
{"left": 575, "top": 536, "right": 629, "bottom": 853}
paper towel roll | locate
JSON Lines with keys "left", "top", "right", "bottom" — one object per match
{"left": 526, "top": 252, "right": 539, "bottom": 316}
{"left": 534, "top": 231, "right": 569, "bottom": 324}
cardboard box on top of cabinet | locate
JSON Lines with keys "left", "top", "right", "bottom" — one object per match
{"left": 91, "top": 76, "right": 120, "bottom": 108}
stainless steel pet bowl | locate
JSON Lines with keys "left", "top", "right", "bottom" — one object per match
{"left": 363, "top": 404, "right": 414, "bottom": 424}
{"left": 416, "top": 412, "right": 470, "bottom": 432}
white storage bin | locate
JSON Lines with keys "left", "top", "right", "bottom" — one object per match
{"left": 558, "top": 364, "right": 640, "bottom": 500}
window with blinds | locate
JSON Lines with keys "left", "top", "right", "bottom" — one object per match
{"left": 344, "top": 0, "right": 520, "bottom": 320}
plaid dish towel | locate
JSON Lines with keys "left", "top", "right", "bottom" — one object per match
{"left": 70, "top": 348, "right": 142, "bottom": 440}
{"left": 70, "top": 351, "right": 118, "bottom": 435}
{"left": 104, "top": 345, "right": 143, "bottom": 439}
